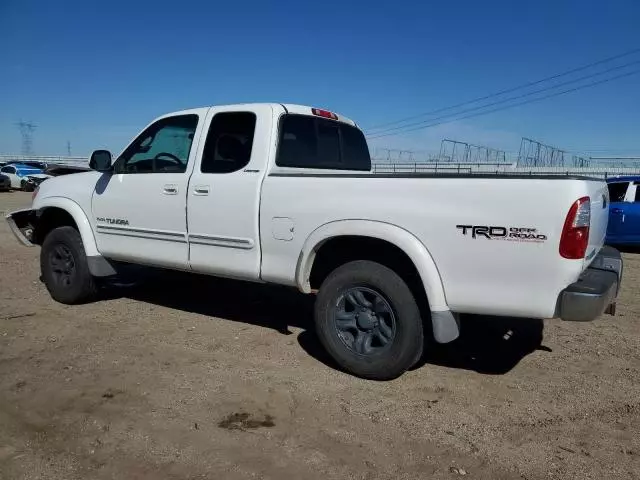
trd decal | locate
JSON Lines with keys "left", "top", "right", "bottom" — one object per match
{"left": 456, "top": 225, "right": 547, "bottom": 242}
{"left": 97, "top": 217, "right": 130, "bottom": 226}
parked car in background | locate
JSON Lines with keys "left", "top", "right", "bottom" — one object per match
{"left": 6, "top": 160, "right": 48, "bottom": 170}
{"left": 606, "top": 176, "right": 640, "bottom": 247}
{"left": 0, "top": 173, "right": 10, "bottom": 191}
{"left": 0, "top": 163, "right": 52, "bottom": 191}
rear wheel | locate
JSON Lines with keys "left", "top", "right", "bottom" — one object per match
{"left": 40, "top": 226, "right": 97, "bottom": 304}
{"left": 314, "top": 260, "right": 424, "bottom": 380}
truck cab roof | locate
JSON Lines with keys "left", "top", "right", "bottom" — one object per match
{"left": 157, "top": 103, "right": 357, "bottom": 127}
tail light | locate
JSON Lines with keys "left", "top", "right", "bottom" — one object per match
{"left": 31, "top": 186, "right": 39, "bottom": 202}
{"left": 559, "top": 196, "right": 590, "bottom": 259}
{"left": 311, "top": 108, "right": 338, "bottom": 120}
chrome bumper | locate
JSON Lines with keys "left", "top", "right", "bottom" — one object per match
{"left": 559, "top": 246, "right": 622, "bottom": 322}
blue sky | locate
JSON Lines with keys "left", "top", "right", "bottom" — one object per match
{"left": 1, "top": 0, "right": 639, "bottom": 160}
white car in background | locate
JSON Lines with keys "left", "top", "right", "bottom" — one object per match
{"left": 0, "top": 163, "right": 51, "bottom": 191}
{"left": 0, "top": 173, "right": 10, "bottom": 191}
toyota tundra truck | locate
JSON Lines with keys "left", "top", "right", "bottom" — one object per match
{"left": 5, "top": 103, "right": 623, "bottom": 380}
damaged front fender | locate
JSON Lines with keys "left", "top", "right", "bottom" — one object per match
{"left": 5, "top": 208, "right": 38, "bottom": 246}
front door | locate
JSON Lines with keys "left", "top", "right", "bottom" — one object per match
{"left": 91, "top": 111, "right": 205, "bottom": 269}
{"left": 624, "top": 182, "right": 640, "bottom": 242}
{"left": 606, "top": 181, "right": 630, "bottom": 242}
{"left": 186, "top": 105, "right": 273, "bottom": 280}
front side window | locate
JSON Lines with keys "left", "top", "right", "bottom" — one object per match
{"left": 114, "top": 114, "right": 199, "bottom": 174}
{"left": 276, "top": 114, "right": 371, "bottom": 171}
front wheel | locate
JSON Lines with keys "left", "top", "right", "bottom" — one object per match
{"left": 314, "top": 260, "right": 424, "bottom": 380}
{"left": 40, "top": 226, "right": 98, "bottom": 304}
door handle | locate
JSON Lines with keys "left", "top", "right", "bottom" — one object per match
{"left": 611, "top": 208, "right": 624, "bottom": 214}
{"left": 163, "top": 184, "right": 178, "bottom": 195}
{"left": 193, "top": 185, "right": 210, "bottom": 196}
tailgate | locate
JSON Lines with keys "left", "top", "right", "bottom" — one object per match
{"left": 585, "top": 179, "right": 609, "bottom": 265}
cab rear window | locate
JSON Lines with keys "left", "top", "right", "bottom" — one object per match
{"left": 276, "top": 114, "right": 370, "bottom": 171}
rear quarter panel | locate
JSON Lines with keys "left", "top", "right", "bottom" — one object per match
{"left": 259, "top": 174, "right": 605, "bottom": 319}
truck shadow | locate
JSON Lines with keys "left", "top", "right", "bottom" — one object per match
{"left": 297, "top": 315, "right": 547, "bottom": 376}
{"left": 117, "top": 270, "right": 548, "bottom": 376}
{"left": 116, "top": 269, "right": 314, "bottom": 335}
{"left": 611, "top": 245, "right": 640, "bottom": 254}
{"left": 412, "top": 315, "right": 548, "bottom": 375}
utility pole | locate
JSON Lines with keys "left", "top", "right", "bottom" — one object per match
{"left": 16, "top": 120, "right": 37, "bottom": 156}
{"left": 67, "top": 140, "right": 72, "bottom": 157}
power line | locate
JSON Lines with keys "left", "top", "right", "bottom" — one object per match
{"left": 366, "top": 59, "right": 640, "bottom": 137}
{"left": 364, "top": 47, "right": 640, "bottom": 132}
{"left": 367, "top": 68, "right": 640, "bottom": 139}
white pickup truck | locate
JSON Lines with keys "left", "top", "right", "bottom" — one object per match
{"left": 6, "top": 103, "right": 623, "bottom": 380}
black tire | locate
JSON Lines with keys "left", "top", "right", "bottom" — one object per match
{"left": 40, "top": 226, "right": 98, "bottom": 304}
{"left": 314, "top": 260, "right": 424, "bottom": 380}
{"left": 20, "top": 180, "right": 34, "bottom": 192}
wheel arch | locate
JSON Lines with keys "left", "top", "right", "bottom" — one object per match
{"left": 296, "top": 220, "right": 449, "bottom": 312}
{"left": 34, "top": 197, "right": 100, "bottom": 257}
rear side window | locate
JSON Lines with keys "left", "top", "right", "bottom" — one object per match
{"left": 201, "top": 112, "right": 256, "bottom": 174}
{"left": 200, "top": 112, "right": 256, "bottom": 173}
{"left": 276, "top": 114, "right": 370, "bottom": 171}
{"left": 607, "top": 182, "right": 629, "bottom": 202}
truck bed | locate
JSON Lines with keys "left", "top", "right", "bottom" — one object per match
{"left": 260, "top": 173, "right": 609, "bottom": 319}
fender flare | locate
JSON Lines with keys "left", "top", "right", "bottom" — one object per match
{"left": 33, "top": 197, "right": 117, "bottom": 277}
{"left": 296, "top": 220, "right": 459, "bottom": 343}
{"left": 35, "top": 196, "right": 100, "bottom": 257}
{"left": 296, "top": 219, "right": 449, "bottom": 311}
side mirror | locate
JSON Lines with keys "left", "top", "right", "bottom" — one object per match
{"left": 89, "top": 150, "right": 113, "bottom": 172}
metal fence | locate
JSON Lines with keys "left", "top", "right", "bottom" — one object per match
{"left": 371, "top": 162, "right": 640, "bottom": 179}
{"left": 2, "top": 155, "right": 639, "bottom": 180}
{"left": 0, "top": 155, "right": 89, "bottom": 168}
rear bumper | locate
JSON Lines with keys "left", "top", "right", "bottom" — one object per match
{"left": 558, "top": 246, "right": 623, "bottom": 322}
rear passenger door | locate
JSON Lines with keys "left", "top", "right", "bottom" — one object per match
{"left": 186, "top": 105, "right": 273, "bottom": 280}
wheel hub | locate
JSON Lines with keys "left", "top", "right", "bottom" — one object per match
{"left": 333, "top": 286, "right": 397, "bottom": 356}
{"left": 356, "top": 309, "right": 377, "bottom": 330}
{"left": 49, "top": 244, "right": 76, "bottom": 286}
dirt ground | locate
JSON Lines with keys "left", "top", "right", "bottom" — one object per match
{"left": 0, "top": 191, "right": 638, "bottom": 480}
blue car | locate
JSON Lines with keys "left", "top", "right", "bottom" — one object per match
{"left": 605, "top": 175, "right": 640, "bottom": 247}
